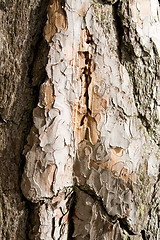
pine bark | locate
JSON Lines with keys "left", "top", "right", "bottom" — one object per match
{"left": 0, "top": 0, "right": 160, "bottom": 239}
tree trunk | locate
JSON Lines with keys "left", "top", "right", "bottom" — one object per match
{"left": 0, "top": 0, "right": 160, "bottom": 239}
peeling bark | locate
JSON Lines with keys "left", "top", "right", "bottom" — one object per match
{"left": 0, "top": 0, "right": 160, "bottom": 239}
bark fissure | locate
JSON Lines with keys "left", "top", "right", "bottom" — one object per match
{"left": 112, "top": 1, "right": 123, "bottom": 60}
{"left": 67, "top": 194, "right": 75, "bottom": 240}
{"left": 75, "top": 185, "right": 136, "bottom": 236}
{"left": 141, "top": 230, "right": 147, "bottom": 240}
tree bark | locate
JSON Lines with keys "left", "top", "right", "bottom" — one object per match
{"left": 0, "top": 0, "right": 160, "bottom": 239}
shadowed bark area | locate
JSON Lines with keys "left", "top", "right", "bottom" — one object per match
{"left": 0, "top": 0, "right": 160, "bottom": 239}
{"left": 0, "top": 0, "right": 49, "bottom": 238}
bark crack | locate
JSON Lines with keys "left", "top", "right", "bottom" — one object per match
{"left": 141, "top": 230, "right": 147, "bottom": 240}
{"left": 75, "top": 185, "right": 136, "bottom": 236}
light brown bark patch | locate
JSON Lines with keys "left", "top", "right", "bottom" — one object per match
{"left": 44, "top": 0, "right": 68, "bottom": 42}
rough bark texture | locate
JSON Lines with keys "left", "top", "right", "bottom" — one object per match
{"left": 0, "top": 0, "right": 160, "bottom": 239}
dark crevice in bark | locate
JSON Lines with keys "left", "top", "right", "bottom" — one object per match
{"left": 137, "top": 112, "right": 151, "bottom": 132}
{"left": 0, "top": 115, "right": 7, "bottom": 124}
{"left": 27, "top": 37, "right": 49, "bottom": 85}
{"left": 118, "top": 218, "right": 136, "bottom": 236}
{"left": 67, "top": 190, "right": 76, "bottom": 239}
{"left": 98, "top": 0, "right": 119, "bottom": 5}
{"left": 79, "top": 29, "right": 93, "bottom": 126}
{"left": 26, "top": 202, "right": 41, "bottom": 239}
{"left": 84, "top": 51, "right": 92, "bottom": 114}
{"left": 51, "top": 217, "right": 55, "bottom": 239}
{"left": 112, "top": 1, "right": 123, "bottom": 61}
{"left": 17, "top": 0, "right": 50, "bottom": 237}
{"left": 141, "top": 230, "right": 147, "bottom": 240}
{"left": 75, "top": 185, "right": 136, "bottom": 236}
